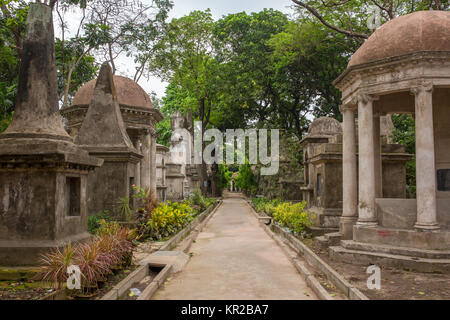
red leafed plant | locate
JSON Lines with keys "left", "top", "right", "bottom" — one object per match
{"left": 74, "top": 240, "right": 111, "bottom": 293}
{"left": 38, "top": 221, "right": 135, "bottom": 296}
{"left": 38, "top": 242, "right": 76, "bottom": 289}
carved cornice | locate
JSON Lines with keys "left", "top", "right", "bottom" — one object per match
{"left": 334, "top": 51, "right": 450, "bottom": 90}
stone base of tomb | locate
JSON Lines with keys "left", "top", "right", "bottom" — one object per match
{"left": 79, "top": 148, "right": 142, "bottom": 218}
{"left": 307, "top": 206, "right": 341, "bottom": 236}
{"left": 0, "top": 139, "right": 102, "bottom": 266}
{"left": 0, "top": 233, "right": 92, "bottom": 266}
{"left": 328, "top": 226, "right": 450, "bottom": 273}
{"left": 313, "top": 232, "right": 342, "bottom": 251}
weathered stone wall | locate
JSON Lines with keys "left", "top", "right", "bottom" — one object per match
{"left": 0, "top": 171, "right": 58, "bottom": 241}
{"left": 86, "top": 161, "right": 129, "bottom": 217}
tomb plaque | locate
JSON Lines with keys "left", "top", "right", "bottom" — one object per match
{"left": 437, "top": 169, "right": 450, "bottom": 191}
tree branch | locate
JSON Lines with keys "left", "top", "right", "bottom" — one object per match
{"left": 291, "top": 0, "right": 369, "bottom": 39}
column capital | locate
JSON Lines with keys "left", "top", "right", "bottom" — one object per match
{"left": 340, "top": 104, "right": 356, "bottom": 112}
{"left": 355, "top": 92, "right": 379, "bottom": 104}
{"left": 410, "top": 81, "right": 433, "bottom": 96}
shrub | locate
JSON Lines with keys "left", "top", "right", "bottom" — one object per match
{"left": 75, "top": 240, "right": 111, "bottom": 291}
{"left": 133, "top": 186, "right": 159, "bottom": 216}
{"left": 38, "top": 243, "right": 76, "bottom": 289}
{"left": 189, "top": 190, "right": 207, "bottom": 212}
{"left": 38, "top": 223, "right": 135, "bottom": 294}
{"left": 88, "top": 210, "right": 111, "bottom": 235}
{"left": 187, "top": 190, "right": 215, "bottom": 214}
{"left": 143, "top": 201, "right": 195, "bottom": 240}
{"left": 118, "top": 197, "right": 132, "bottom": 222}
{"left": 272, "top": 201, "right": 314, "bottom": 235}
{"left": 251, "top": 197, "right": 281, "bottom": 216}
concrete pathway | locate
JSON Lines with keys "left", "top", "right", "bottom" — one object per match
{"left": 152, "top": 196, "right": 317, "bottom": 300}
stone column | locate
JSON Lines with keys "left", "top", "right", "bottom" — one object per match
{"left": 412, "top": 83, "right": 439, "bottom": 230}
{"left": 340, "top": 105, "right": 358, "bottom": 239}
{"left": 134, "top": 137, "right": 141, "bottom": 188}
{"left": 150, "top": 134, "right": 157, "bottom": 193}
{"left": 373, "top": 112, "right": 382, "bottom": 198}
{"left": 357, "top": 93, "right": 378, "bottom": 226}
{"left": 140, "top": 131, "right": 151, "bottom": 189}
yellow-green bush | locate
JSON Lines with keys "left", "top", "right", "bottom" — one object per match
{"left": 272, "top": 201, "right": 314, "bottom": 235}
{"left": 251, "top": 197, "right": 281, "bottom": 216}
{"left": 144, "top": 201, "right": 195, "bottom": 240}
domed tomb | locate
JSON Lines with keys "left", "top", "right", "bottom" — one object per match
{"left": 307, "top": 117, "right": 342, "bottom": 138}
{"left": 348, "top": 10, "right": 450, "bottom": 68}
{"left": 72, "top": 75, "right": 154, "bottom": 109}
{"left": 332, "top": 10, "right": 450, "bottom": 269}
{"left": 62, "top": 73, "right": 164, "bottom": 202}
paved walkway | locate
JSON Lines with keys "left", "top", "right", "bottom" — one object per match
{"left": 152, "top": 195, "right": 317, "bottom": 300}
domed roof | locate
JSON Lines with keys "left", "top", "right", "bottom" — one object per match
{"left": 71, "top": 75, "right": 153, "bottom": 109}
{"left": 348, "top": 10, "right": 450, "bottom": 68}
{"left": 308, "top": 117, "right": 342, "bottom": 137}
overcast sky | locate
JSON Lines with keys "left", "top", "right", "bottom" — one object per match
{"left": 55, "top": 0, "right": 295, "bottom": 99}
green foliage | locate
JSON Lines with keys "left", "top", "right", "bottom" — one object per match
{"left": 132, "top": 186, "right": 159, "bottom": 217}
{"left": 143, "top": 201, "right": 196, "bottom": 240}
{"left": 216, "top": 164, "right": 232, "bottom": 191}
{"left": 0, "top": 0, "right": 26, "bottom": 127}
{"left": 213, "top": 10, "right": 290, "bottom": 131}
{"left": 55, "top": 38, "right": 98, "bottom": 103}
{"left": 87, "top": 210, "right": 111, "bottom": 235}
{"left": 118, "top": 197, "right": 132, "bottom": 222}
{"left": 235, "top": 163, "right": 257, "bottom": 195}
{"left": 187, "top": 189, "right": 215, "bottom": 213}
{"left": 156, "top": 117, "right": 172, "bottom": 147}
{"left": 272, "top": 201, "right": 314, "bottom": 235}
{"left": 291, "top": 0, "right": 448, "bottom": 44}
{"left": 268, "top": 21, "right": 351, "bottom": 122}
{"left": 391, "top": 114, "right": 416, "bottom": 198}
{"left": 251, "top": 197, "right": 314, "bottom": 235}
{"left": 134, "top": 189, "right": 215, "bottom": 241}
{"left": 0, "top": 113, "right": 12, "bottom": 133}
{"left": 251, "top": 197, "right": 282, "bottom": 216}
{"left": 39, "top": 222, "right": 135, "bottom": 294}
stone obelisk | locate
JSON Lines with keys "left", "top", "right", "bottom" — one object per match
{"left": 0, "top": 3, "right": 103, "bottom": 266}
{"left": 75, "top": 62, "right": 142, "bottom": 218}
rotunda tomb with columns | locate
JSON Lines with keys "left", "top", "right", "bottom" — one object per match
{"left": 331, "top": 10, "right": 450, "bottom": 272}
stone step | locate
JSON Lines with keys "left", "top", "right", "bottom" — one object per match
{"left": 308, "top": 226, "right": 339, "bottom": 237}
{"left": 329, "top": 245, "right": 450, "bottom": 273}
{"left": 340, "top": 240, "right": 450, "bottom": 259}
{"left": 324, "top": 232, "right": 342, "bottom": 246}
{"left": 313, "top": 236, "right": 328, "bottom": 251}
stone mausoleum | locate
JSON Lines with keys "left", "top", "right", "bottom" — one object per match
{"left": 62, "top": 67, "right": 163, "bottom": 216}
{"left": 330, "top": 10, "right": 450, "bottom": 272}
{"left": 302, "top": 116, "right": 411, "bottom": 236}
{"left": 164, "top": 111, "right": 201, "bottom": 201}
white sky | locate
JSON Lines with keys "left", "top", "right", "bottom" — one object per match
{"left": 52, "top": 0, "right": 295, "bottom": 99}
